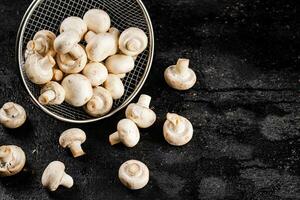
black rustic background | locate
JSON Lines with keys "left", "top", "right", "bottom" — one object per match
{"left": 0, "top": 0, "right": 299, "bottom": 199}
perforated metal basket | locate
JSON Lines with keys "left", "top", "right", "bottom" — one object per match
{"left": 16, "top": 0, "right": 154, "bottom": 123}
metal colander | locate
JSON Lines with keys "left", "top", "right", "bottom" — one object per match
{"left": 16, "top": 0, "right": 154, "bottom": 123}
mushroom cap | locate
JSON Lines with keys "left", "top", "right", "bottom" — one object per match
{"left": 83, "top": 9, "right": 111, "bottom": 34}
{"left": 163, "top": 113, "right": 193, "bottom": 146}
{"left": 103, "top": 74, "right": 124, "bottom": 100}
{"left": 82, "top": 62, "right": 108, "bottom": 86}
{"left": 61, "top": 74, "right": 93, "bottom": 107}
{"left": 118, "top": 160, "right": 149, "bottom": 190}
{"left": 105, "top": 54, "right": 135, "bottom": 75}
{"left": 0, "top": 102, "right": 27, "bottom": 129}
{"left": 119, "top": 27, "right": 148, "bottom": 56}
{"left": 56, "top": 44, "right": 87, "bottom": 74}
{"left": 125, "top": 103, "right": 156, "bottom": 128}
{"left": 84, "top": 87, "right": 113, "bottom": 117}
{"left": 39, "top": 81, "right": 65, "bottom": 105}
{"left": 27, "top": 30, "right": 56, "bottom": 57}
{"left": 25, "top": 54, "right": 55, "bottom": 84}
{"left": 54, "top": 30, "right": 81, "bottom": 54}
{"left": 164, "top": 59, "right": 196, "bottom": 90}
{"left": 41, "top": 161, "right": 68, "bottom": 191}
{"left": 59, "top": 128, "right": 86, "bottom": 148}
{"left": 117, "top": 119, "right": 140, "bottom": 147}
{"left": 85, "top": 33, "right": 116, "bottom": 62}
{"left": 0, "top": 145, "right": 26, "bottom": 176}
{"left": 60, "top": 16, "right": 87, "bottom": 39}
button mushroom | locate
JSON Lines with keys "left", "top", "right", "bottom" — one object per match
{"left": 85, "top": 27, "right": 120, "bottom": 62}
{"left": 25, "top": 53, "right": 55, "bottom": 84}
{"left": 118, "top": 160, "right": 149, "bottom": 190}
{"left": 38, "top": 81, "right": 65, "bottom": 105}
{"left": 61, "top": 74, "right": 93, "bottom": 107}
{"left": 52, "top": 67, "right": 64, "bottom": 82}
{"left": 125, "top": 94, "right": 156, "bottom": 128}
{"left": 109, "top": 119, "right": 140, "bottom": 147}
{"left": 0, "top": 145, "right": 26, "bottom": 177}
{"left": 164, "top": 58, "right": 196, "bottom": 90}
{"left": 119, "top": 27, "right": 148, "bottom": 56}
{"left": 53, "top": 30, "right": 80, "bottom": 55}
{"left": 84, "top": 87, "right": 113, "bottom": 117}
{"left": 59, "top": 128, "right": 86, "bottom": 158}
{"left": 163, "top": 113, "right": 193, "bottom": 146}
{"left": 60, "top": 16, "right": 87, "bottom": 39}
{"left": 103, "top": 74, "right": 125, "bottom": 100}
{"left": 83, "top": 9, "right": 111, "bottom": 34}
{"left": 82, "top": 62, "right": 108, "bottom": 86}
{"left": 26, "top": 30, "right": 56, "bottom": 57}
{"left": 41, "top": 161, "right": 73, "bottom": 191}
{"left": 0, "top": 102, "right": 26, "bottom": 129}
{"left": 56, "top": 44, "right": 87, "bottom": 74}
{"left": 105, "top": 54, "right": 135, "bottom": 75}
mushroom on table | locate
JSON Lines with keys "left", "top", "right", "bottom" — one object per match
{"left": 118, "top": 160, "right": 149, "bottom": 190}
{"left": 59, "top": 128, "right": 86, "bottom": 158}
{"left": 0, "top": 102, "right": 26, "bottom": 129}
{"left": 109, "top": 119, "right": 140, "bottom": 147}
{"left": 0, "top": 145, "right": 26, "bottom": 177}
{"left": 41, "top": 161, "right": 73, "bottom": 191}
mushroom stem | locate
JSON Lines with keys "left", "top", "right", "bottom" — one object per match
{"left": 39, "top": 90, "right": 56, "bottom": 105}
{"left": 85, "top": 31, "right": 96, "bottom": 43}
{"left": 68, "top": 141, "right": 85, "bottom": 157}
{"left": 126, "top": 39, "right": 141, "bottom": 51}
{"left": 3, "top": 103, "right": 19, "bottom": 117}
{"left": 109, "top": 132, "right": 120, "bottom": 145}
{"left": 40, "top": 55, "right": 55, "bottom": 70}
{"left": 0, "top": 146, "right": 12, "bottom": 163}
{"left": 27, "top": 38, "right": 44, "bottom": 51}
{"left": 137, "top": 95, "right": 151, "bottom": 108}
{"left": 166, "top": 113, "right": 185, "bottom": 132}
{"left": 176, "top": 59, "right": 189, "bottom": 74}
{"left": 86, "top": 96, "right": 104, "bottom": 112}
{"left": 53, "top": 68, "right": 64, "bottom": 81}
{"left": 69, "top": 46, "right": 83, "bottom": 60}
{"left": 60, "top": 173, "right": 74, "bottom": 188}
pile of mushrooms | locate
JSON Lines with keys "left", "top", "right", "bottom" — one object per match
{"left": 24, "top": 8, "right": 148, "bottom": 116}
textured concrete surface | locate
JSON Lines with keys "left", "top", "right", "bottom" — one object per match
{"left": 0, "top": 0, "right": 299, "bottom": 199}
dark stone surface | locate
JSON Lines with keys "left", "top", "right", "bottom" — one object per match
{"left": 0, "top": 0, "right": 299, "bottom": 199}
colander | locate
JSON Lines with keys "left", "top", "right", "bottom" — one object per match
{"left": 16, "top": 0, "right": 154, "bottom": 123}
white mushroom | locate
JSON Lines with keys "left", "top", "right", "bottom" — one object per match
{"left": 26, "top": 30, "right": 56, "bottom": 57}
{"left": 41, "top": 161, "right": 73, "bottom": 191}
{"left": 56, "top": 44, "right": 87, "bottom": 74}
{"left": 118, "top": 160, "right": 149, "bottom": 190}
{"left": 84, "top": 31, "right": 96, "bottom": 43}
{"left": 0, "top": 102, "right": 26, "bottom": 129}
{"left": 59, "top": 128, "right": 86, "bottom": 158}
{"left": 119, "top": 27, "right": 148, "bottom": 56}
{"left": 85, "top": 27, "right": 120, "bottom": 62}
{"left": 105, "top": 54, "right": 135, "bottom": 75}
{"left": 83, "top": 9, "right": 111, "bottom": 34}
{"left": 53, "top": 30, "right": 80, "bottom": 54}
{"left": 84, "top": 87, "right": 113, "bottom": 117}
{"left": 164, "top": 58, "right": 196, "bottom": 90}
{"left": 125, "top": 94, "right": 156, "bottom": 128}
{"left": 60, "top": 16, "right": 87, "bottom": 39}
{"left": 103, "top": 74, "right": 124, "bottom": 100}
{"left": 25, "top": 54, "right": 55, "bottom": 84}
{"left": 61, "top": 74, "right": 93, "bottom": 107}
{"left": 163, "top": 113, "right": 193, "bottom": 146}
{"left": 0, "top": 145, "right": 26, "bottom": 177}
{"left": 38, "top": 81, "right": 65, "bottom": 105}
{"left": 52, "top": 67, "right": 64, "bottom": 82}
{"left": 109, "top": 119, "right": 140, "bottom": 147}
{"left": 82, "top": 62, "right": 108, "bottom": 86}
